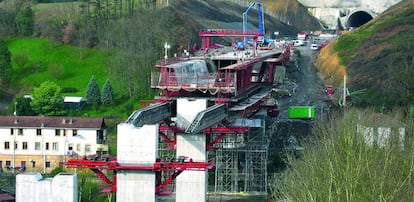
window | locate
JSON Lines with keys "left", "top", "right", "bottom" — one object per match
{"left": 67, "top": 144, "right": 74, "bottom": 155}
{"left": 22, "top": 142, "right": 28, "bottom": 150}
{"left": 18, "top": 128, "right": 23, "bottom": 135}
{"left": 36, "top": 129, "right": 42, "bottom": 136}
{"left": 14, "top": 142, "right": 18, "bottom": 149}
{"left": 52, "top": 142, "right": 58, "bottom": 151}
{"left": 63, "top": 129, "right": 67, "bottom": 136}
{"left": 35, "top": 142, "right": 40, "bottom": 150}
{"left": 10, "top": 129, "right": 14, "bottom": 135}
{"left": 31, "top": 161, "right": 36, "bottom": 168}
{"left": 85, "top": 144, "right": 91, "bottom": 153}
{"left": 55, "top": 129, "right": 60, "bottom": 136}
{"left": 97, "top": 130, "right": 105, "bottom": 144}
{"left": 76, "top": 144, "right": 81, "bottom": 151}
{"left": 4, "top": 142, "right": 9, "bottom": 150}
{"left": 21, "top": 161, "right": 26, "bottom": 170}
{"left": 45, "top": 142, "right": 49, "bottom": 150}
{"left": 6, "top": 161, "right": 11, "bottom": 170}
{"left": 73, "top": 130, "right": 78, "bottom": 136}
{"left": 45, "top": 162, "right": 51, "bottom": 168}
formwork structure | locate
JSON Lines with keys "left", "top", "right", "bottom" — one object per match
{"left": 213, "top": 119, "right": 268, "bottom": 193}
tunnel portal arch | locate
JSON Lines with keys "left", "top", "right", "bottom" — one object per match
{"left": 346, "top": 9, "right": 375, "bottom": 28}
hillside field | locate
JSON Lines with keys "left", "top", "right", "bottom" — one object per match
{"left": 5, "top": 37, "right": 145, "bottom": 118}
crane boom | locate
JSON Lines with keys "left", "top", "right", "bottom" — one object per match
{"left": 243, "top": 0, "right": 264, "bottom": 36}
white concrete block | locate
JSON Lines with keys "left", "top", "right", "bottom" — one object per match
{"left": 16, "top": 173, "right": 77, "bottom": 202}
{"left": 51, "top": 174, "right": 77, "bottom": 202}
{"left": 176, "top": 171, "right": 207, "bottom": 202}
{"left": 176, "top": 98, "right": 207, "bottom": 129}
{"left": 117, "top": 170, "right": 155, "bottom": 202}
{"left": 176, "top": 135, "right": 206, "bottom": 162}
{"left": 176, "top": 134, "right": 207, "bottom": 202}
{"left": 117, "top": 123, "right": 158, "bottom": 164}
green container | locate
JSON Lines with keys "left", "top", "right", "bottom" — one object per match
{"left": 288, "top": 106, "right": 315, "bottom": 119}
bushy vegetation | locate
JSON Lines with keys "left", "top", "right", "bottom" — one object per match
{"left": 0, "top": 38, "right": 12, "bottom": 85}
{"left": 270, "top": 108, "right": 414, "bottom": 201}
{"left": 31, "top": 81, "right": 65, "bottom": 116}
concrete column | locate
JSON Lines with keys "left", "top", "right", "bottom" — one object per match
{"left": 175, "top": 134, "right": 207, "bottom": 202}
{"left": 116, "top": 124, "right": 158, "bottom": 202}
{"left": 174, "top": 98, "right": 208, "bottom": 202}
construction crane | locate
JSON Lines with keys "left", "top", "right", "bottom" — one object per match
{"left": 243, "top": 0, "right": 265, "bottom": 38}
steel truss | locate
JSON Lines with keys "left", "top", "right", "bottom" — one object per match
{"left": 213, "top": 122, "right": 268, "bottom": 193}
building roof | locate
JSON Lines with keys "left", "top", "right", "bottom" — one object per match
{"left": 363, "top": 113, "right": 405, "bottom": 128}
{"left": 64, "top": 96, "right": 87, "bottom": 103}
{"left": 0, "top": 116, "right": 105, "bottom": 129}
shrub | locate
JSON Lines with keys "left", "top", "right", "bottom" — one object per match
{"left": 271, "top": 108, "right": 414, "bottom": 201}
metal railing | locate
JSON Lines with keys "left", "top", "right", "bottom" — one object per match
{"left": 151, "top": 71, "right": 237, "bottom": 93}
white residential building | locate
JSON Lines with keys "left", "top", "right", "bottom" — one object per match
{"left": 357, "top": 113, "right": 405, "bottom": 149}
{"left": 0, "top": 116, "right": 108, "bottom": 173}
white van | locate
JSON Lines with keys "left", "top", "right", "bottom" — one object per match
{"left": 293, "top": 40, "right": 304, "bottom": 47}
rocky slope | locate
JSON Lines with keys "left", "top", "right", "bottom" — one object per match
{"left": 170, "top": 0, "right": 321, "bottom": 38}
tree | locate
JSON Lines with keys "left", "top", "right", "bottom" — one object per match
{"left": 14, "top": 96, "right": 35, "bottom": 116}
{"left": 86, "top": 75, "right": 100, "bottom": 104}
{"left": 0, "top": 38, "right": 12, "bottom": 85}
{"left": 16, "top": 6, "right": 34, "bottom": 36}
{"left": 271, "top": 109, "right": 414, "bottom": 201}
{"left": 0, "top": 8, "right": 16, "bottom": 36}
{"left": 30, "top": 81, "right": 65, "bottom": 116}
{"left": 101, "top": 78, "right": 114, "bottom": 105}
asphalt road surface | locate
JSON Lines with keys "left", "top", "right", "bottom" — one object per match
{"left": 275, "top": 43, "right": 326, "bottom": 120}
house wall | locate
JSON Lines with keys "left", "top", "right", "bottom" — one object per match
{"left": 0, "top": 127, "right": 106, "bottom": 173}
{"left": 357, "top": 124, "right": 405, "bottom": 148}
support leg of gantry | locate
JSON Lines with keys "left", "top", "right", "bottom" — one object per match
{"left": 175, "top": 134, "right": 207, "bottom": 202}
{"left": 116, "top": 123, "right": 159, "bottom": 202}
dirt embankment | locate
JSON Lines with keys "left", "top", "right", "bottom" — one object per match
{"left": 315, "top": 41, "right": 346, "bottom": 87}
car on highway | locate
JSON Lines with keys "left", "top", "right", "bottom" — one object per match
{"left": 310, "top": 43, "right": 319, "bottom": 50}
{"left": 294, "top": 40, "right": 305, "bottom": 47}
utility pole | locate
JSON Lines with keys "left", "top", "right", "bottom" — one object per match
{"left": 13, "top": 136, "right": 16, "bottom": 174}
{"left": 164, "top": 42, "right": 170, "bottom": 64}
{"left": 343, "top": 75, "right": 347, "bottom": 107}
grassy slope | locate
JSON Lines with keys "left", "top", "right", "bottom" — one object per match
{"left": 7, "top": 38, "right": 108, "bottom": 96}
{"left": 5, "top": 37, "right": 135, "bottom": 120}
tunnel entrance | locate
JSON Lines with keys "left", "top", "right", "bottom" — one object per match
{"left": 346, "top": 10, "right": 374, "bottom": 28}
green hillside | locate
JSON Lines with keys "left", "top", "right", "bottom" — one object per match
{"left": 7, "top": 38, "right": 108, "bottom": 95}
{"left": 317, "top": 0, "right": 414, "bottom": 110}
{"left": 3, "top": 37, "right": 145, "bottom": 119}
